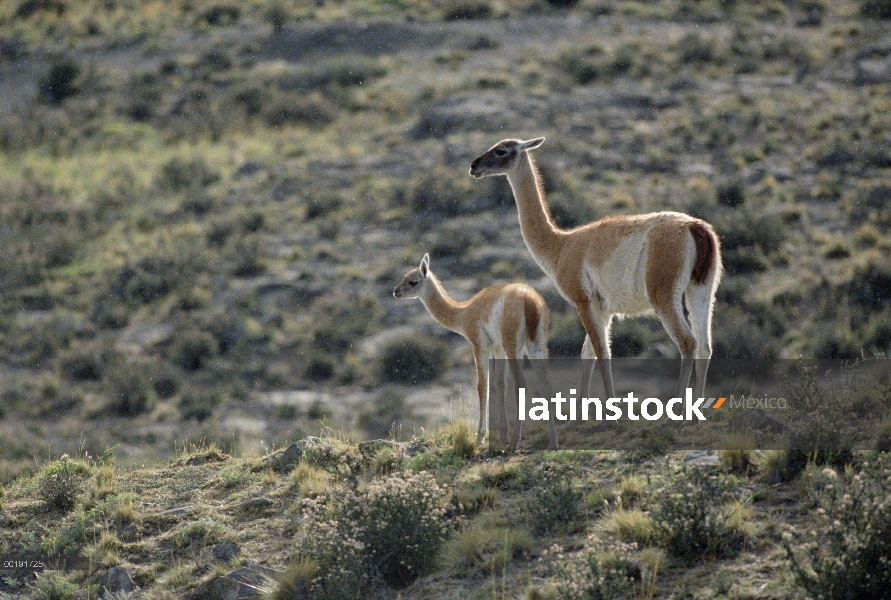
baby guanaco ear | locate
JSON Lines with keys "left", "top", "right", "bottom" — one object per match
{"left": 520, "top": 137, "right": 545, "bottom": 151}
{"left": 420, "top": 253, "right": 430, "bottom": 278}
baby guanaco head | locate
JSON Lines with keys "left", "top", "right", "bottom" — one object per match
{"left": 393, "top": 253, "right": 431, "bottom": 299}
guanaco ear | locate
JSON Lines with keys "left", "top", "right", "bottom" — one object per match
{"left": 520, "top": 137, "right": 545, "bottom": 151}
{"left": 419, "top": 253, "right": 430, "bottom": 278}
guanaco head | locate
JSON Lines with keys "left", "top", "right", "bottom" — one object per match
{"left": 393, "top": 253, "right": 431, "bottom": 299}
{"left": 469, "top": 137, "right": 545, "bottom": 178}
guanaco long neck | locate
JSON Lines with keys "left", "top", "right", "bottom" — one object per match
{"left": 505, "top": 153, "right": 564, "bottom": 273}
{"left": 419, "top": 274, "right": 465, "bottom": 335}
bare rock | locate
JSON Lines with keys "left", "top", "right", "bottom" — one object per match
{"left": 212, "top": 542, "right": 241, "bottom": 563}
{"left": 239, "top": 497, "right": 274, "bottom": 512}
{"left": 263, "top": 442, "right": 303, "bottom": 472}
{"left": 685, "top": 450, "right": 721, "bottom": 467}
{"left": 105, "top": 566, "right": 135, "bottom": 594}
{"left": 727, "top": 409, "right": 789, "bottom": 434}
{"left": 854, "top": 50, "right": 891, "bottom": 85}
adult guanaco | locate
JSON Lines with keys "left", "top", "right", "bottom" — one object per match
{"left": 470, "top": 138, "right": 721, "bottom": 400}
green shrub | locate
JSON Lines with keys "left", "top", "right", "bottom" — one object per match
{"left": 719, "top": 434, "right": 756, "bottom": 475}
{"left": 179, "top": 392, "right": 222, "bottom": 421}
{"left": 780, "top": 364, "right": 859, "bottom": 469}
{"left": 784, "top": 455, "right": 891, "bottom": 598}
{"left": 358, "top": 393, "right": 410, "bottom": 438}
{"left": 23, "top": 570, "right": 101, "bottom": 600}
{"left": 199, "top": 49, "right": 232, "bottom": 72}
{"left": 716, "top": 179, "right": 745, "bottom": 207}
{"left": 650, "top": 469, "right": 744, "bottom": 561}
{"left": 716, "top": 210, "right": 784, "bottom": 251}
{"left": 38, "top": 457, "right": 88, "bottom": 511}
{"left": 408, "top": 167, "right": 478, "bottom": 217}
{"left": 264, "top": 97, "right": 335, "bottom": 129}
{"left": 862, "top": 0, "right": 891, "bottom": 18}
{"left": 171, "top": 331, "right": 219, "bottom": 371}
{"left": 876, "top": 418, "right": 891, "bottom": 452}
{"left": 16, "top": 0, "right": 66, "bottom": 19}
{"left": 711, "top": 304, "right": 782, "bottom": 359}
{"left": 525, "top": 472, "right": 585, "bottom": 536}
{"left": 678, "top": 32, "right": 717, "bottom": 64}
{"left": 443, "top": 1, "right": 492, "bottom": 20}
{"left": 172, "top": 520, "right": 225, "bottom": 555}
{"left": 113, "top": 259, "right": 181, "bottom": 306}
{"left": 38, "top": 59, "right": 82, "bottom": 105}
{"left": 60, "top": 352, "right": 103, "bottom": 382}
{"left": 548, "top": 313, "right": 586, "bottom": 357}
{"left": 304, "top": 356, "right": 335, "bottom": 382}
{"left": 379, "top": 336, "right": 448, "bottom": 384}
{"left": 106, "top": 371, "right": 153, "bottom": 416}
{"left": 609, "top": 320, "right": 652, "bottom": 357}
{"left": 548, "top": 184, "right": 600, "bottom": 229}
{"left": 267, "top": 5, "right": 289, "bottom": 33}
{"left": 301, "top": 440, "right": 362, "bottom": 480}
{"left": 559, "top": 46, "right": 604, "bottom": 85}
{"left": 544, "top": 535, "right": 639, "bottom": 600}
{"left": 156, "top": 157, "right": 219, "bottom": 192}
{"left": 310, "top": 293, "right": 382, "bottom": 356}
{"left": 439, "top": 523, "right": 531, "bottom": 574}
{"left": 292, "top": 471, "right": 452, "bottom": 593}
{"left": 199, "top": 4, "right": 241, "bottom": 25}
{"left": 846, "top": 257, "right": 891, "bottom": 311}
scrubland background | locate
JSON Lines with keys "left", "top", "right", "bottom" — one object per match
{"left": 1, "top": 0, "right": 891, "bottom": 598}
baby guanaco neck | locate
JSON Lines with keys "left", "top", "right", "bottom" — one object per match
{"left": 419, "top": 273, "right": 466, "bottom": 335}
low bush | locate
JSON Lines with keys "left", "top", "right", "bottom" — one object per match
{"left": 60, "top": 352, "right": 104, "bottom": 382}
{"left": 716, "top": 179, "right": 745, "bottom": 207}
{"left": 106, "top": 371, "right": 153, "bottom": 417}
{"left": 784, "top": 455, "right": 891, "bottom": 598}
{"left": 178, "top": 391, "right": 222, "bottom": 422}
{"left": 38, "top": 59, "right": 82, "bottom": 105}
{"left": 544, "top": 535, "right": 640, "bottom": 600}
{"left": 290, "top": 471, "right": 452, "bottom": 595}
{"left": 678, "top": 32, "right": 718, "bottom": 64}
{"left": 649, "top": 469, "right": 745, "bottom": 561}
{"left": 171, "top": 331, "right": 219, "bottom": 371}
{"left": 862, "top": 0, "right": 891, "bottom": 19}
{"left": 22, "top": 570, "right": 101, "bottom": 600}
{"left": 156, "top": 156, "right": 219, "bottom": 192}
{"left": 199, "top": 4, "right": 241, "bottom": 26}
{"left": 439, "top": 522, "right": 532, "bottom": 574}
{"left": 309, "top": 293, "right": 382, "bottom": 356}
{"left": 525, "top": 471, "right": 585, "bottom": 536}
{"left": 357, "top": 393, "right": 410, "bottom": 438}
{"left": 38, "top": 457, "right": 88, "bottom": 511}
{"left": 378, "top": 336, "right": 449, "bottom": 384}
{"left": 112, "top": 258, "right": 182, "bottom": 307}
{"left": 443, "top": 1, "right": 492, "bottom": 20}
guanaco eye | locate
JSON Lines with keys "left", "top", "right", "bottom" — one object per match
{"left": 494, "top": 148, "right": 508, "bottom": 157}
{"left": 409, "top": 280, "right": 418, "bottom": 286}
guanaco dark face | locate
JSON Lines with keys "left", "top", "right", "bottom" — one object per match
{"left": 393, "top": 253, "right": 430, "bottom": 299}
{"left": 469, "top": 137, "right": 545, "bottom": 178}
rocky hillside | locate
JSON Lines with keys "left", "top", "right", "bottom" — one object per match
{"left": 2, "top": 0, "right": 891, "bottom": 478}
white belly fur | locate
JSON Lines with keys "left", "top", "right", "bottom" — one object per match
{"left": 479, "top": 296, "right": 507, "bottom": 355}
{"left": 582, "top": 235, "right": 653, "bottom": 316}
